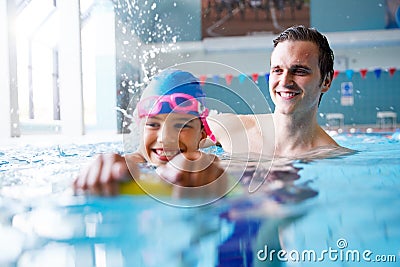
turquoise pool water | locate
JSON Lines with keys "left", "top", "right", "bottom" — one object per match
{"left": 0, "top": 132, "right": 399, "bottom": 266}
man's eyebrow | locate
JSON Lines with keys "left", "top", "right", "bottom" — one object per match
{"left": 289, "top": 64, "right": 312, "bottom": 71}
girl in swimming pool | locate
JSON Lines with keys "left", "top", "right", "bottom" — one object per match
{"left": 73, "top": 69, "right": 225, "bottom": 196}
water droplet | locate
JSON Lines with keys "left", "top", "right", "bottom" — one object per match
{"left": 151, "top": 3, "right": 157, "bottom": 10}
{"left": 173, "top": 2, "right": 177, "bottom": 7}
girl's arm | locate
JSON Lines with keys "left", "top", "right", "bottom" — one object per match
{"left": 157, "top": 151, "right": 228, "bottom": 199}
{"left": 73, "top": 152, "right": 144, "bottom": 196}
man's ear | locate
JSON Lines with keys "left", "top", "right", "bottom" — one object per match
{"left": 321, "top": 73, "right": 332, "bottom": 93}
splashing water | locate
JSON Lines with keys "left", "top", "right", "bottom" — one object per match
{"left": 114, "top": 0, "right": 183, "bottom": 130}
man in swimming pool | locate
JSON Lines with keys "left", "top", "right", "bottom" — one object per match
{"left": 207, "top": 25, "right": 350, "bottom": 158}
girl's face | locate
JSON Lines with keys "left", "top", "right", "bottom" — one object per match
{"left": 139, "top": 113, "right": 206, "bottom": 165}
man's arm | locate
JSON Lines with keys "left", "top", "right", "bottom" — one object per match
{"left": 206, "top": 113, "right": 275, "bottom": 155}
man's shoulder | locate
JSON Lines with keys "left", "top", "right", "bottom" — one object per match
{"left": 207, "top": 113, "right": 274, "bottom": 133}
{"left": 206, "top": 113, "right": 274, "bottom": 154}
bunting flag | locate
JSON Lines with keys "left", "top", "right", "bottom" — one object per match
{"left": 360, "top": 69, "right": 368, "bottom": 79}
{"left": 225, "top": 74, "right": 233, "bottom": 85}
{"left": 212, "top": 75, "right": 220, "bottom": 84}
{"left": 251, "top": 73, "right": 259, "bottom": 83}
{"left": 197, "top": 66, "right": 396, "bottom": 87}
{"left": 199, "top": 75, "right": 207, "bottom": 85}
{"left": 345, "top": 69, "right": 354, "bottom": 80}
{"left": 264, "top": 73, "right": 270, "bottom": 83}
{"left": 333, "top": 70, "right": 340, "bottom": 79}
{"left": 388, "top": 67, "right": 396, "bottom": 77}
{"left": 374, "top": 68, "right": 382, "bottom": 79}
{"left": 238, "top": 73, "right": 246, "bottom": 83}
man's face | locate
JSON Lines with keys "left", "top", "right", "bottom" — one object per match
{"left": 139, "top": 113, "right": 206, "bottom": 166}
{"left": 269, "top": 40, "right": 330, "bottom": 116}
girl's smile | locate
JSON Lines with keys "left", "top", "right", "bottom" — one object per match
{"left": 140, "top": 113, "right": 206, "bottom": 165}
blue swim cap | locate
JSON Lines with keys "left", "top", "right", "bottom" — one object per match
{"left": 140, "top": 69, "right": 206, "bottom": 116}
{"left": 138, "top": 69, "right": 216, "bottom": 142}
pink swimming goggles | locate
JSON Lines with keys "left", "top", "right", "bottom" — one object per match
{"left": 137, "top": 93, "right": 216, "bottom": 142}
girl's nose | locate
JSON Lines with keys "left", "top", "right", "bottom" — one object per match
{"left": 157, "top": 123, "right": 178, "bottom": 145}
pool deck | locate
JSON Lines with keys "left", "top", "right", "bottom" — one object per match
{"left": 0, "top": 131, "right": 124, "bottom": 148}
{"left": 323, "top": 124, "right": 398, "bottom": 135}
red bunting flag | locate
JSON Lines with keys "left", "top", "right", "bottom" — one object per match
{"left": 225, "top": 74, "right": 233, "bottom": 85}
{"left": 333, "top": 70, "right": 340, "bottom": 79}
{"left": 388, "top": 67, "right": 396, "bottom": 77}
{"left": 251, "top": 73, "right": 259, "bottom": 83}
{"left": 199, "top": 75, "right": 207, "bottom": 85}
{"left": 359, "top": 69, "right": 368, "bottom": 79}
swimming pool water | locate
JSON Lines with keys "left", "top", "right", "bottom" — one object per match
{"left": 0, "top": 132, "right": 399, "bottom": 266}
